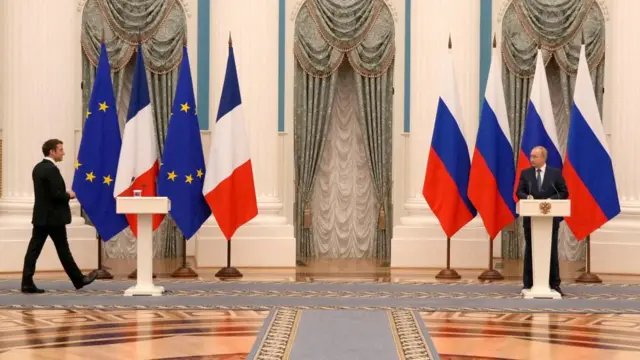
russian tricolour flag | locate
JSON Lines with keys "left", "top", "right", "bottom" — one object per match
{"left": 468, "top": 43, "right": 516, "bottom": 240}
{"left": 514, "top": 48, "right": 562, "bottom": 200}
{"left": 202, "top": 38, "right": 258, "bottom": 240}
{"left": 563, "top": 43, "right": 620, "bottom": 240}
{"left": 423, "top": 47, "right": 477, "bottom": 238}
{"left": 114, "top": 45, "right": 164, "bottom": 236}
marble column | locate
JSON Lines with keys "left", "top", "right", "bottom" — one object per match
{"left": 406, "top": 0, "right": 480, "bottom": 209}
{"left": 0, "top": 0, "right": 83, "bottom": 225}
{"left": 591, "top": 0, "right": 640, "bottom": 274}
{"left": 392, "top": 0, "right": 486, "bottom": 268}
{"left": 208, "top": 0, "right": 287, "bottom": 225}
{"left": 196, "top": 0, "right": 294, "bottom": 268}
{"left": 0, "top": 0, "right": 95, "bottom": 272}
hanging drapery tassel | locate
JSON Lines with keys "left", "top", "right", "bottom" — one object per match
{"left": 378, "top": 205, "right": 386, "bottom": 230}
{"left": 303, "top": 206, "right": 312, "bottom": 228}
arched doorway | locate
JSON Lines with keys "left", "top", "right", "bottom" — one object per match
{"left": 293, "top": 0, "right": 395, "bottom": 263}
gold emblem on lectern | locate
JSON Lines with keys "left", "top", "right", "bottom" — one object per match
{"left": 539, "top": 202, "right": 552, "bottom": 215}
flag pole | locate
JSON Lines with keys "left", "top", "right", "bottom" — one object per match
{"left": 572, "top": 32, "right": 602, "bottom": 284}
{"left": 478, "top": 236, "right": 504, "bottom": 281}
{"left": 171, "top": 234, "right": 198, "bottom": 278}
{"left": 436, "top": 237, "right": 461, "bottom": 279}
{"left": 94, "top": 234, "right": 114, "bottom": 279}
{"left": 435, "top": 34, "right": 461, "bottom": 281}
{"left": 477, "top": 34, "right": 504, "bottom": 282}
{"left": 215, "top": 238, "right": 243, "bottom": 279}
{"left": 575, "top": 235, "right": 602, "bottom": 283}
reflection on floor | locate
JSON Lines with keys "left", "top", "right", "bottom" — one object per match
{"left": 2, "top": 258, "right": 640, "bottom": 359}
{"left": 422, "top": 312, "right": 640, "bottom": 360}
{"left": 1, "top": 309, "right": 639, "bottom": 359}
{"left": 5, "top": 257, "right": 637, "bottom": 285}
{"left": 0, "top": 309, "right": 267, "bottom": 359}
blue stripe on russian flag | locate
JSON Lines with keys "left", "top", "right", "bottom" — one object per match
{"left": 521, "top": 101, "right": 563, "bottom": 170}
{"left": 216, "top": 44, "right": 242, "bottom": 122}
{"left": 430, "top": 98, "right": 476, "bottom": 217}
{"left": 126, "top": 44, "right": 151, "bottom": 122}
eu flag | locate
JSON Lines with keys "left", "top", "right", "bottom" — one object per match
{"left": 72, "top": 42, "right": 129, "bottom": 241}
{"left": 158, "top": 46, "right": 211, "bottom": 239}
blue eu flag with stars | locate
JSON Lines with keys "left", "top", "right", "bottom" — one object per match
{"left": 158, "top": 46, "right": 211, "bottom": 239}
{"left": 72, "top": 42, "right": 129, "bottom": 241}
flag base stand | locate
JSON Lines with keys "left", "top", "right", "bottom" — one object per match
{"left": 171, "top": 235, "right": 199, "bottom": 278}
{"left": 172, "top": 266, "right": 199, "bottom": 278}
{"left": 435, "top": 268, "right": 461, "bottom": 280}
{"left": 575, "top": 272, "right": 602, "bottom": 283}
{"left": 478, "top": 238, "right": 504, "bottom": 281}
{"left": 215, "top": 240, "right": 242, "bottom": 279}
{"left": 95, "top": 268, "right": 114, "bottom": 280}
{"left": 128, "top": 269, "right": 157, "bottom": 279}
{"left": 95, "top": 235, "right": 113, "bottom": 279}
{"left": 436, "top": 237, "right": 461, "bottom": 280}
{"left": 478, "top": 269, "right": 504, "bottom": 281}
{"left": 215, "top": 267, "right": 243, "bottom": 279}
{"left": 575, "top": 236, "right": 602, "bottom": 283}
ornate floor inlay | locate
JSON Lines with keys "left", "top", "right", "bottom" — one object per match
{"left": 423, "top": 311, "right": 640, "bottom": 359}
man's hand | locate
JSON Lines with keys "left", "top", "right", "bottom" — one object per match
{"left": 67, "top": 190, "right": 76, "bottom": 199}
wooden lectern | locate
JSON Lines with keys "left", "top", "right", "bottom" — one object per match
{"left": 516, "top": 199, "right": 570, "bottom": 300}
{"left": 116, "top": 196, "right": 170, "bottom": 296}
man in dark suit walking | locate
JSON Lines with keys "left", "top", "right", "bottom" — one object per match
{"left": 516, "top": 145, "right": 569, "bottom": 296}
{"left": 21, "top": 139, "right": 98, "bottom": 293}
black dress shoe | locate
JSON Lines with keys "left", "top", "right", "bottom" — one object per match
{"left": 21, "top": 285, "right": 45, "bottom": 294}
{"left": 552, "top": 286, "right": 565, "bottom": 297}
{"left": 74, "top": 270, "right": 98, "bottom": 290}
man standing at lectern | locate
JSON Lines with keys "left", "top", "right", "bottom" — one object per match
{"left": 21, "top": 139, "right": 97, "bottom": 293}
{"left": 516, "top": 145, "right": 569, "bottom": 296}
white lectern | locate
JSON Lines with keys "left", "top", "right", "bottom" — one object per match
{"left": 116, "top": 196, "right": 170, "bottom": 296}
{"left": 516, "top": 199, "right": 570, "bottom": 299}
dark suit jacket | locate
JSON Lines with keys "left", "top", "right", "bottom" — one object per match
{"left": 32, "top": 159, "right": 72, "bottom": 226}
{"left": 516, "top": 166, "right": 569, "bottom": 228}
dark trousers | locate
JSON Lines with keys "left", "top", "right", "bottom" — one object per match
{"left": 21, "top": 225, "right": 84, "bottom": 288}
{"left": 523, "top": 218, "right": 561, "bottom": 289}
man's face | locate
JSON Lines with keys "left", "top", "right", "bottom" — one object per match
{"left": 529, "top": 148, "right": 545, "bottom": 168}
{"left": 49, "top": 144, "right": 65, "bottom": 162}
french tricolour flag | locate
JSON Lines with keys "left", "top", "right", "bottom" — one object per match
{"left": 514, "top": 48, "right": 562, "bottom": 200}
{"left": 202, "top": 38, "right": 258, "bottom": 240}
{"left": 468, "top": 43, "right": 516, "bottom": 240}
{"left": 423, "top": 47, "right": 477, "bottom": 238}
{"left": 114, "top": 45, "right": 164, "bottom": 236}
{"left": 563, "top": 43, "right": 620, "bottom": 240}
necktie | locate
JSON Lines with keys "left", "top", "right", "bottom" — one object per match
{"left": 536, "top": 169, "right": 542, "bottom": 191}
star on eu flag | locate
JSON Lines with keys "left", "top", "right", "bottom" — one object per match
{"left": 103, "top": 175, "right": 113, "bottom": 186}
{"left": 196, "top": 169, "right": 204, "bottom": 178}
{"left": 99, "top": 102, "right": 109, "bottom": 112}
{"left": 75, "top": 160, "right": 82, "bottom": 170}
{"left": 185, "top": 174, "right": 194, "bottom": 184}
{"left": 167, "top": 171, "right": 177, "bottom": 181}
{"left": 85, "top": 110, "right": 92, "bottom": 119}
{"left": 180, "top": 102, "right": 190, "bottom": 113}
{"left": 85, "top": 171, "right": 96, "bottom": 182}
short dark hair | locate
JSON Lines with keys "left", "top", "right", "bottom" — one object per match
{"left": 42, "top": 139, "right": 63, "bottom": 157}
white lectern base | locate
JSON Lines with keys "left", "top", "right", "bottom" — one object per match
{"left": 124, "top": 285, "right": 165, "bottom": 296}
{"left": 521, "top": 288, "right": 562, "bottom": 300}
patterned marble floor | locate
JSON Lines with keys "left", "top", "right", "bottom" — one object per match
{"left": 0, "top": 309, "right": 266, "bottom": 359}
{"left": 1, "top": 309, "right": 640, "bottom": 359}
{"left": 3, "top": 259, "right": 640, "bottom": 358}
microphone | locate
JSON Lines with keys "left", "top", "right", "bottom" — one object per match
{"left": 551, "top": 183, "right": 561, "bottom": 200}
{"left": 527, "top": 181, "right": 533, "bottom": 200}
